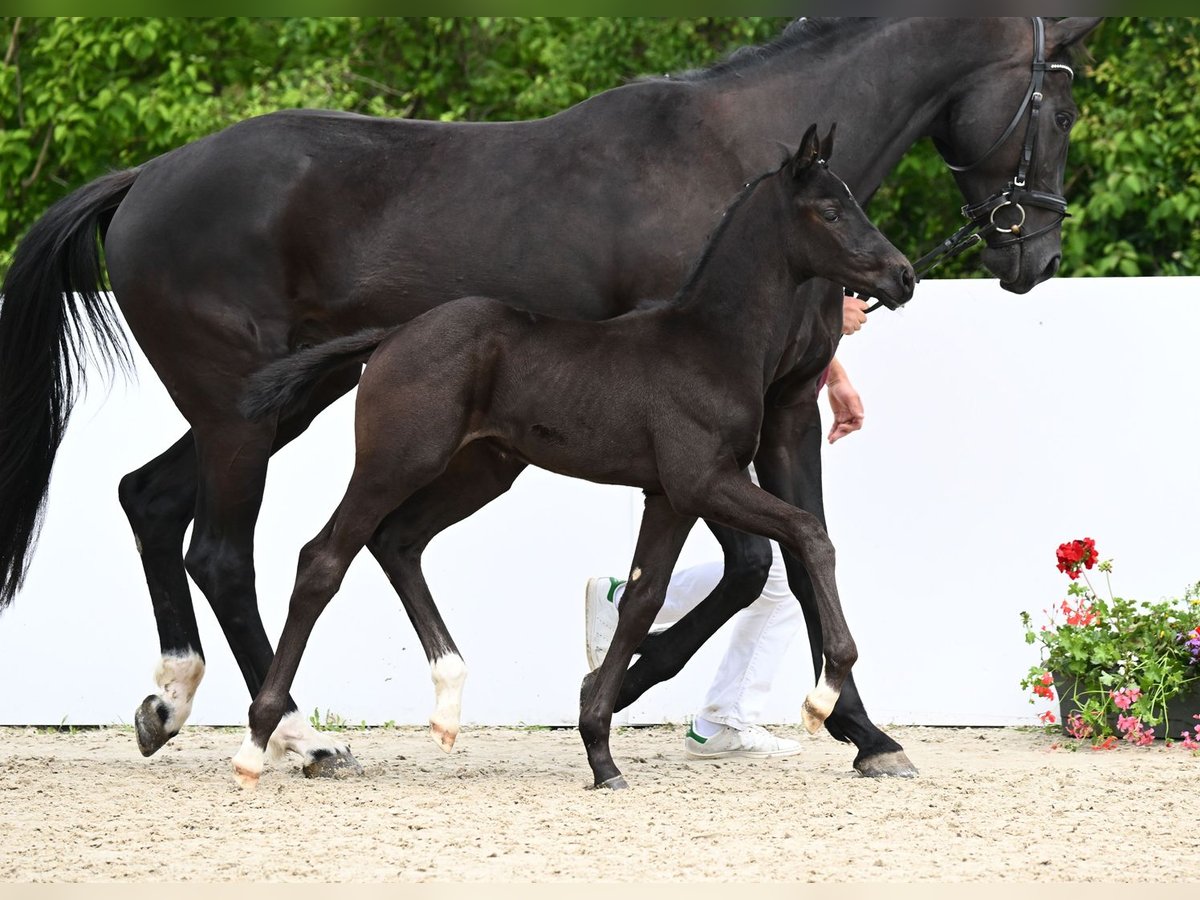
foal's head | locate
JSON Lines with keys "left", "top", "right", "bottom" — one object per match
{"left": 780, "top": 124, "right": 914, "bottom": 309}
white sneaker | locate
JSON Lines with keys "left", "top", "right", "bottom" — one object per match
{"left": 584, "top": 577, "right": 623, "bottom": 670}
{"left": 683, "top": 723, "right": 803, "bottom": 759}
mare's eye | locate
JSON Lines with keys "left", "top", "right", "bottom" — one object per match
{"left": 1055, "top": 112, "right": 1074, "bottom": 132}
{"left": 821, "top": 208, "right": 841, "bottom": 223}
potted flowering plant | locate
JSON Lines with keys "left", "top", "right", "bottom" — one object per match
{"left": 1021, "top": 538, "right": 1200, "bottom": 749}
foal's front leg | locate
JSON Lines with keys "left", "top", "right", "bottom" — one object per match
{"left": 673, "top": 466, "right": 857, "bottom": 733}
{"left": 579, "top": 494, "right": 696, "bottom": 790}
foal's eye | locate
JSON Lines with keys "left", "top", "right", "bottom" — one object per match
{"left": 821, "top": 208, "right": 841, "bottom": 223}
{"left": 1054, "top": 112, "right": 1075, "bottom": 132}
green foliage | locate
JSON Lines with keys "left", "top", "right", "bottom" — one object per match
{"left": 1063, "top": 17, "right": 1200, "bottom": 276}
{"left": 1, "top": 17, "right": 1196, "bottom": 276}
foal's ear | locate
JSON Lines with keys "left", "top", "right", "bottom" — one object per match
{"left": 1045, "top": 17, "right": 1104, "bottom": 53}
{"left": 791, "top": 123, "right": 820, "bottom": 177}
{"left": 819, "top": 123, "right": 837, "bottom": 164}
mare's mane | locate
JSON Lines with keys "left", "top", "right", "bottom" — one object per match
{"left": 642, "top": 18, "right": 876, "bottom": 84}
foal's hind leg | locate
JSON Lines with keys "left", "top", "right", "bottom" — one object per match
{"left": 233, "top": 434, "right": 463, "bottom": 788}
{"left": 367, "top": 442, "right": 529, "bottom": 753}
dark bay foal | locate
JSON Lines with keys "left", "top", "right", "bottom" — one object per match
{"left": 234, "top": 125, "right": 914, "bottom": 790}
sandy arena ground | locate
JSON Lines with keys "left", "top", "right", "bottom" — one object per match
{"left": 0, "top": 723, "right": 1194, "bottom": 882}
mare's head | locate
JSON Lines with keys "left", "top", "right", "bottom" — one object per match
{"left": 780, "top": 124, "right": 914, "bottom": 308}
{"left": 932, "top": 17, "right": 1103, "bottom": 293}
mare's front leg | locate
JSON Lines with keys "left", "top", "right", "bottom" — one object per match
{"left": 368, "top": 442, "right": 529, "bottom": 752}
{"left": 755, "top": 397, "right": 917, "bottom": 776}
{"left": 580, "top": 494, "right": 696, "bottom": 790}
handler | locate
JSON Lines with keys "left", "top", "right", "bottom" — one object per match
{"left": 584, "top": 293, "right": 870, "bottom": 759}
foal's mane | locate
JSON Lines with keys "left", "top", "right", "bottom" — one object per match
{"left": 644, "top": 18, "right": 877, "bottom": 84}
{"left": 672, "top": 164, "right": 783, "bottom": 303}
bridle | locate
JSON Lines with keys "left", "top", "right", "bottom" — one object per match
{"left": 866, "top": 16, "right": 1075, "bottom": 312}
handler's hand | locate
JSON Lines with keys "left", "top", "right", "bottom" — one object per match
{"left": 826, "top": 376, "right": 864, "bottom": 444}
{"left": 842, "top": 294, "right": 869, "bottom": 335}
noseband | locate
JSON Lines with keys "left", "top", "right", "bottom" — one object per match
{"left": 866, "top": 16, "right": 1074, "bottom": 312}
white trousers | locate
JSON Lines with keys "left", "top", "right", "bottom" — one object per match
{"left": 614, "top": 469, "right": 806, "bottom": 729}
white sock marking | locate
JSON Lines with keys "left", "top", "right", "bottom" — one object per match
{"left": 266, "top": 709, "right": 352, "bottom": 764}
{"left": 231, "top": 728, "right": 265, "bottom": 790}
{"left": 429, "top": 653, "right": 467, "bottom": 752}
{"left": 154, "top": 652, "right": 205, "bottom": 733}
{"left": 801, "top": 665, "right": 841, "bottom": 734}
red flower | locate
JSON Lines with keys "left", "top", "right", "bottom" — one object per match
{"left": 1056, "top": 537, "right": 1098, "bottom": 580}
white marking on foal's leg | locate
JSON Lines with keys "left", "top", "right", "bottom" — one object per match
{"left": 153, "top": 652, "right": 205, "bottom": 734}
{"left": 429, "top": 653, "right": 467, "bottom": 753}
{"left": 801, "top": 664, "right": 841, "bottom": 734}
{"left": 266, "top": 709, "right": 353, "bottom": 765}
{"left": 231, "top": 729, "right": 265, "bottom": 790}
{"left": 630, "top": 567, "right": 642, "bottom": 581}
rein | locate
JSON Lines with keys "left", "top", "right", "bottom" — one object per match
{"left": 864, "top": 16, "right": 1074, "bottom": 313}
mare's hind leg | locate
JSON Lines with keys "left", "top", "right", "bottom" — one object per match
{"left": 367, "top": 442, "right": 528, "bottom": 753}
{"left": 580, "top": 494, "right": 696, "bottom": 790}
{"left": 183, "top": 368, "right": 363, "bottom": 777}
{"left": 118, "top": 433, "right": 206, "bottom": 756}
{"left": 120, "top": 366, "right": 366, "bottom": 774}
{"left": 755, "top": 399, "right": 917, "bottom": 777}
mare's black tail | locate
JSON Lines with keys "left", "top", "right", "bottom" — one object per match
{"left": 0, "top": 168, "right": 140, "bottom": 608}
{"left": 239, "top": 328, "right": 393, "bottom": 423}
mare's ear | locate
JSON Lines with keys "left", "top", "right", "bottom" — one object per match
{"left": 791, "top": 123, "right": 820, "bottom": 178}
{"left": 819, "top": 123, "right": 837, "bottom": 164}
{"left": 1046, "top": 17, "right": 1103, "bottom": 53}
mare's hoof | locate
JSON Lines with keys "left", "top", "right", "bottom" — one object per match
{"left": 302, "top": 747, "right": 365, "bottom": 779}
{"left": 854, "top": 749, "right": 919, "bottom": 778}
{"left": 134, "top": 695, "right": 175, "bottom": 757}
{"left": 579, "top": 670, "right": 599, "bottom": 708}
{"left": 430, "top": 719, "right": 459, "bottom": 753}
{"left": 592, "top": 774, "right": 629, "bottom": 791}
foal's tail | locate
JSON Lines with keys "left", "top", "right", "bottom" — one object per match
{"left": 0, "top": 168, "right": 140, "bottom": 609}
{"left": 240, "top": 328, "right": 393, "bottom": 423}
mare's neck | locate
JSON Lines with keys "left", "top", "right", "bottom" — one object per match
{"left": 698, "top": 19, "right": 984, "bottom": 202}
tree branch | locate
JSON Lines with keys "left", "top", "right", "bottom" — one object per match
{"left": 4, "top": 17, "right": 20, "bottom": 67}
{"left": 21, "top": 122, "right": 53, "bottom": 190}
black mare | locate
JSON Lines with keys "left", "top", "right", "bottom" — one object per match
{"left": 0, "top": 18, "right": 1101, "bottom": 778}
{"left": 232, "top": 129, "right": 915, "bottom": 790}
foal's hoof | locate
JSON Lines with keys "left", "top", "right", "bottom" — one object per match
{"left": 134, "top": 695, "right": 175, "bottom": 757}
{"left": 853, "top": 749, "right": 919, "bottom": 778}
{"left": 592, "top": 774, "right": 629, "bottom": 791}
{"left": 800, "top": 698, "right": 830, "bottom": 735}
{"left": 232, "top": 761, "right": 261, "bottom": 791}
{"left": 302, "top": 747, "right": 365, "bottom": 779}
